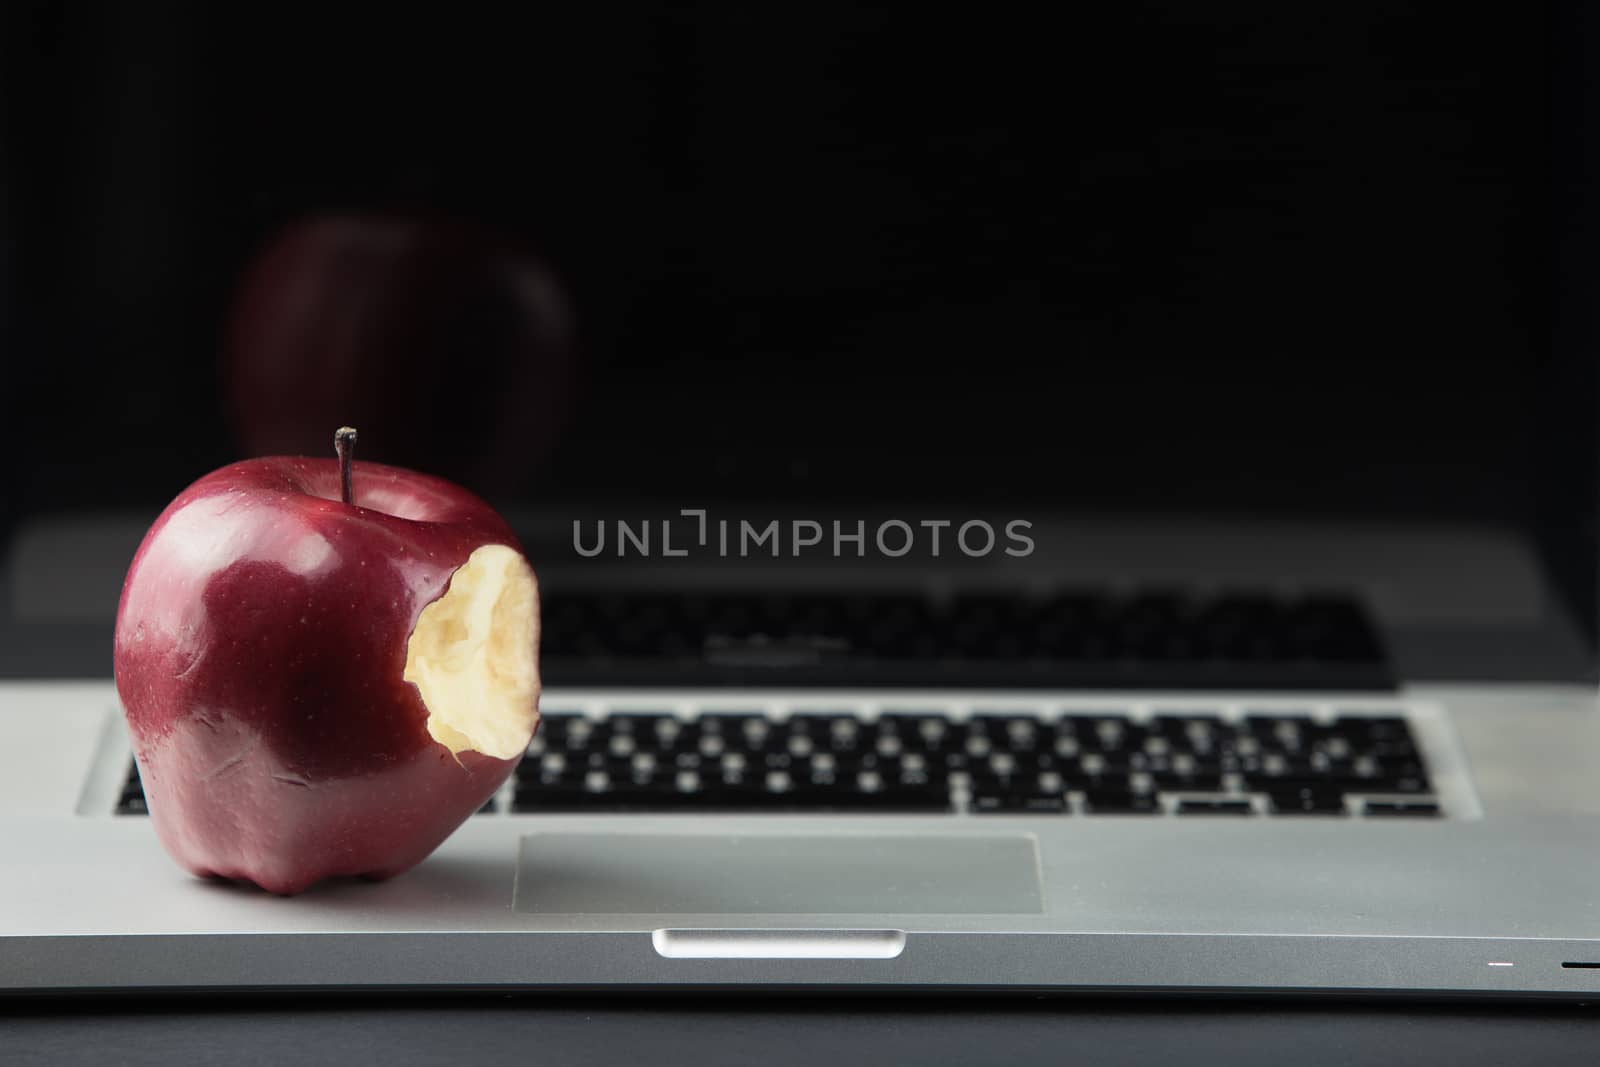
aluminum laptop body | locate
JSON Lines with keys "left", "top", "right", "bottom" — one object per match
{"left": 2, "top": 514, "right": 1599, "bottom": 999}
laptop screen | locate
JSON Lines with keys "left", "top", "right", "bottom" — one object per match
{"left": 1, "top": 4, "right": 1592, "bottom": 681}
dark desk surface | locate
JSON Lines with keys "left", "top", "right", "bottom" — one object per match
{"left": 7, "top": 995, "right": 1600, "bottom": 1066}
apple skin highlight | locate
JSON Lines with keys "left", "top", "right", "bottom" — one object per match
{"left": 113, "top": 456, "right": 540, "bottom": 895}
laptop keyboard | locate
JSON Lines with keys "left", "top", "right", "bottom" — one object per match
{"left": 112, "top": 589, "right": 1400, "bottom": 813}
{"left": 116, "top": 708, "right": 1440, "bottom": 817}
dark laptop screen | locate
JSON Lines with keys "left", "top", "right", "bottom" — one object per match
{"left": 0, "top": 3, "right": 1592, "bottom": 679}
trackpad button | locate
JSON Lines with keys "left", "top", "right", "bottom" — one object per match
{"left": 514, "top": 833, "right": 1044, "bottom": 915}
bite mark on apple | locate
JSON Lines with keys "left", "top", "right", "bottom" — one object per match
{"left": 403, "top": 544, "right": 540, "bottom": 761}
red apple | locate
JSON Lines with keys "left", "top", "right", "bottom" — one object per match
{"left": 113, "top": 430, "right": 540, "bottom": 895}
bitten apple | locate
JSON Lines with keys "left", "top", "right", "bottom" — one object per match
{"left": 113, "top": 428, "right": 539, "bottom": 895}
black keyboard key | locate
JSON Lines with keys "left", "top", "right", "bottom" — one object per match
{"left": 1335, "top": 714, "right": 1409, "bottom": 737}
{"left": 1059, "top": 760, "right": 1132, "bottom": 790}
{"left": 697, "top": 714, "right": 778, "bottom": 751}
{"left": 1365, "top": 799, "right": 1441, "bottom": 817}
{"left": 1350, "top": 777, "right": 1430, "bottom": 795}
{"left": 971, "top": 793, "right": 1068, "bottom": 814}
{"left": 1374, "top": 754, "right": 1428, "bottom": 776}
{"left": 884, "top": 717, "right": 958, "bottom": 767}
{"left": 1268, "top": 787, "right": 1347, "bottom": 815}
{"left": 1151, "top": 713, "right": 1225, "bottom": 734}
{"left": 514, "top": 787, "right": 694, "bottom": 812}
{"left": 969, "top": 714, "right": 1046, "bottom": 750}
{"left": 813, "top": 787, "right": 953, "bottom": 812}
{"left": 890, "top": 764, "right": 944, "bottom": 790}
{"left": 1081, "top": 789, "right": 1159, "bottom": 814}
{"left": 607, "top": 713, "right": 687, "bottom": 749}
{"left": 535, "top": 712, "right": 581, "bottom": 735}
{"left": 1245, "top": 774, "right": 1341, "bottom": 794}
{"left": 1176, "top": 798, "right": 1254, "bottom": 815}
{"left": 554, "top": 721, "right": 602, "bottom": 751}
{"left": 606, "top": 712, "right": 672, "bottom": 730}
{"left": 1154, "top": 770, "right": 1225, "bottom": 792}
{"left": 1244, "top": 714, "right": 1315, "bottom": 752}
{"left": 1075, "top": 716, "right": 1144, "bottom": 752}
{"left": 791, "top": 788, "right": 955, "bottom": 812}
{"left": 784, "top": 713, "right": 870, "bottom": 755}
{"left": 516, "top": 753, "right": 572, "bottom": 781}
{"left": 1150, "top": 718, "right": 1224, "bottom": 757}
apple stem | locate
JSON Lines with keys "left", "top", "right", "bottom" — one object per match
{"left": 334, "top": 426, "right": 358, "bottom": 505}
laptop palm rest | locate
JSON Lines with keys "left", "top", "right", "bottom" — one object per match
{"left": 514, "top": 833, "right": 1044, "bottom": 915}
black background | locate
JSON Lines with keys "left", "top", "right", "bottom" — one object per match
{"left": 0, "top": 2, "right": 1593, "bottom": 634}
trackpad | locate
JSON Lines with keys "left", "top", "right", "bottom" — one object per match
{"left": 515, "top": 833, "right": 1044, "bottom": 915}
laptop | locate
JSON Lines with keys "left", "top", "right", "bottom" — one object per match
{"left": 3, "top": 3, "right": 1599, "bottom": 998}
